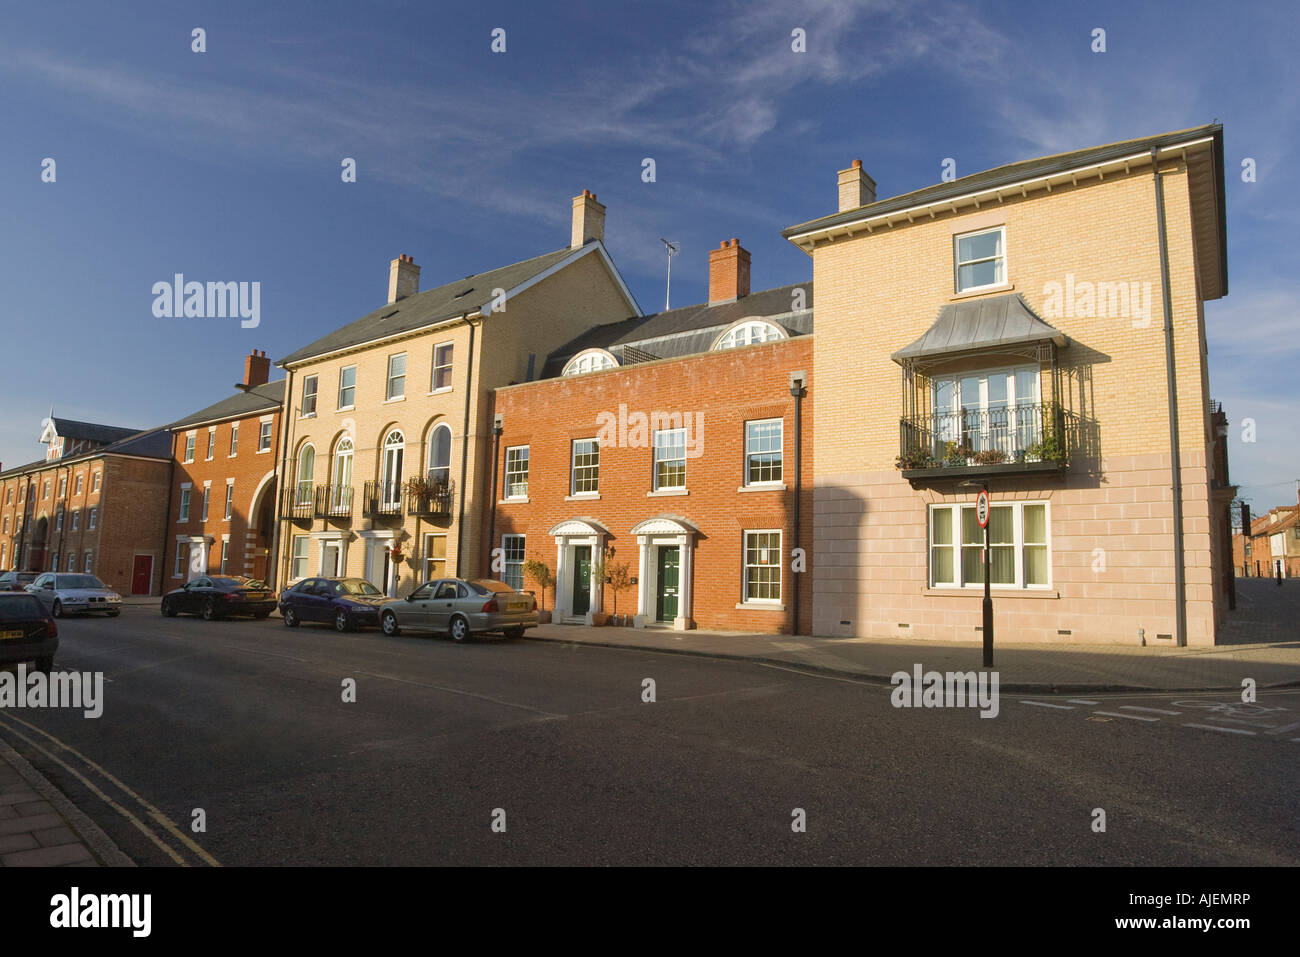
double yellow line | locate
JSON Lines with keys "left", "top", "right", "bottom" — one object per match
{"left": 0, "top": 712, "right": 220, "bottom": 867}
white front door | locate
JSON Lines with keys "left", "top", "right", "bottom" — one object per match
{"left": 322, "top": 542, "right": 341, "bottom": 578}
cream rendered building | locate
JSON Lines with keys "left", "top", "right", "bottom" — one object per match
{"left": 786, "top": 125, "right": 1234, "bottom": 645}
{"left": 273, "top": 191, "right": 639, "bottom": 594}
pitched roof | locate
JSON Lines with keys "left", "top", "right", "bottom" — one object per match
{"left": 784, "top": 125, "right": 1223, "bottom": 240}
{"left": 0, "top": 426, "right": 172, "bottom": 479}
{"left": 279, "top": 245, "right": 602, "bottom": 366}
{"left": 169, "top": 380, "right": 285, "bottom": 430}
{"left": 49, "top": 418, "right": 141, "bottom": 446}
{"left": 891, "top": 293, "right": 1067, "bottom": 364}
{"left": 541, "top": 282, "right": 813, "bottom": 377}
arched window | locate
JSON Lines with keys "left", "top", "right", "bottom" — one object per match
{"left": 427, "top": 424, "right": 452, "bottom": 488}
{"left": 296, "top": 445, "right": 315, "bottom": 505}
{"left": 331, "top": 438, "right": 353, "bottom": 512}
{"left": 381, "top": 430, "right": 404, "bottom": 509}
{"left": 562, "top": 349, "right": 618, "bottom": 376}
{"left": 713, "top": 320, "right": 786, "bottom": 350}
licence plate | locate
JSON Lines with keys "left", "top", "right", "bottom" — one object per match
{"left": 0, "top": 630, "right": 24, "bottom": 641}
{"left": 507, "top": 601, "right": 527, "bottom": 613}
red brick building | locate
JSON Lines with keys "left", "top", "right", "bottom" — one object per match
{"left": 0, "top": 418, "right": 172, "bottom": 595}
{"left": 486, "top": 240, "right": 814, "bottom": 633}
{"left": 166, "top": 351, "right": 284, "bottom": 584}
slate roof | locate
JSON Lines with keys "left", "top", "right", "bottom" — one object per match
{"left": 279, "top": 246, "right": 583, "bottom": 366}
{"left": 0, "top": 426, "right": 172, "bottom": 479}
{"left": 784, "top": 124, "right": 1223, "bottom": 238}
{"left": 49, "top": 418, "right": 141, "bottom": 446}
{"left": 169, "top": 380, "right": 286, "bottom": 430}
{"left": 891, "top": 293, "right": 1067, "bottom": 364}
{"left": 541, "top": 282, "right": 813, "bottom": 378}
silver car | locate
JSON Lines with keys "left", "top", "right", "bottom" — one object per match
{"left": 27, "top": 573, "right": 123, "bottom": 618}
{"left": 380, "top": 578, "right": 538, "bottom": 642}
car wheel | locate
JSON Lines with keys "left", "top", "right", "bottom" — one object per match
{"left": 449, "top": 615, "right": 470, "bottom": 643}
{"left": 52, "top": 599, "right": 63, "bottom": 619}
{"left": 283, "top": 607, "right": 299, "bottom": 628}
{"left": 503, "top": 626, "right": 525, "bottom": 640}
{"left": 334, "top": 609, "right": 352, "bottom": 633}
{"left": 107, "top": 609, "right": 121, "bottom": 618}
{"left": 161, "top": 597, "right": 177, "bottom": 617}
{"left": 381, "top": 611, "right": 400, "bottom": 636}
{"left": 34, "top": 656, "right": 53, "bottom": 674}
{"left": 201, "top": 598, "right": 217, "bottom": 621}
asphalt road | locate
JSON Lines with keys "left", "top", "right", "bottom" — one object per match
{"left": 1, "top": 607, "right": 1296, "bottom": 866}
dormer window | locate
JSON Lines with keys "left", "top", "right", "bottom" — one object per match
{"left": 714, "top": 320, "right": 785, "bottom": 350}
{"left": 954, "top": 226, "right": 1006, "bottom": 293}
{"left": 562, "top": 349, "right": 618, "bottom": 376}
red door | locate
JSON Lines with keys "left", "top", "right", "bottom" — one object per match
{"left": 131, "top": 555, "right": 153, "bottom": 595}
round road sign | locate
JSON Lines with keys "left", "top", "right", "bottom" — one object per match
{"left": 976, "top": 489, "right": 990, "bottom": 528}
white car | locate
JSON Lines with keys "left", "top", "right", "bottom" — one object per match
{"left": 27, "top": 573, "right": 123, "bottom": 619}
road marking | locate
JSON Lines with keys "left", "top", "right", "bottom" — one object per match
{"left": 0, "top": 712, "right": 221, "bottom": 866}
{"left": 1022, "top": 700, "right": 1074, "bottom": 710}
{"left": 1121, "top": 705, "right": 1182, "bottom": 716}
{"left": 1184, "top": 723, "right": 1256, "bottom": 736}
{"left": 1092, "top": 710, "right": 1159, "bottom": 722}
{"left": 1067, "top": 699, "right": 1100, "bottom": 705}
{"left": 1263, "top": 721, "right": 1300, "bottom": 736}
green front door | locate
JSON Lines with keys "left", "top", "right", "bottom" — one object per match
{"left": 656, "top": 546, "right": 680, "bottom": 622}
{"left": 572, "top": 546, "right": 592, "bottom": 616}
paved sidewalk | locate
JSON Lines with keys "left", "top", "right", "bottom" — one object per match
{"left": 526, "top": 620, "right": 1300, "bottom": 693}
{"left": 0, "top": 737, "right": 132, "bottom": 867}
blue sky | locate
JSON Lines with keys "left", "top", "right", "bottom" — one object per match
{"left": 1, "top": 0, "right": 1296, "bottom": 511}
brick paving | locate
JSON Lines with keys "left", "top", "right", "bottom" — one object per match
{"left": 0, "top": 741, "right": 115, "bottom": 867}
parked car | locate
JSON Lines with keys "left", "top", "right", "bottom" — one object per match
{"left": 0, "top": 592, "right": 58, "bottom": 672}
{"left": 278, "top": 577, "right": 387, "bottom": 632}
{"left": 26, "top": 573, "right": 122, "bottom": 618}
{"left": 0, "top": 571, "right": 38, "bottom": 592}
{"left": 161, "top": 576, "right": 276, "bottom": 620}
{"left": 379, "top": 578, "right": 538, "bottom": 642}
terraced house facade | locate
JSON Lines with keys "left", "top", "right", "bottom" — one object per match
{"left": 787, "top": 124, "right": 1234, "bottom": 645}
{"left": 272, "top": 190, "right": 639, "bottom": 594}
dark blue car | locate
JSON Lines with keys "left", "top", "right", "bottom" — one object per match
{"left": 278, "top": 577, "right": 387, "bottom": 632}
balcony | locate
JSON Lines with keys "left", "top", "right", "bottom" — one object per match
{"left": 363, "top": 480, "right": 404, "bottom": 520}
{"left": 314, "top": 484, "right": 353, "bottom": 521}
{"left": 280, "top": 486, "right": 314, "bottom": 523}
{"left": 407, "top": 479, "right": 454, "bottom": 518}
{"left": 897, "top": 402, "right": 1073, "bottom": 482}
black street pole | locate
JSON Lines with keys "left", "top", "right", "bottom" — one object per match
{"left": 983, "top": 511, "right": 993, "bottom": 667}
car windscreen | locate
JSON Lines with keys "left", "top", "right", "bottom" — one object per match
{"left": 337, "top": 579, "right": 381, "bottom": 596}
{"left": 56, "top": 575, "right": 105, "bottom": 590}
{"left": 469, "top": 579, "right": 516, "bottom": 595}
{"left": 0, "top": 595, "right": 47, "bottom": 621}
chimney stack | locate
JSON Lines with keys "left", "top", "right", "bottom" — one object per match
{"left": 388, "top": 254, "right": 420, "bottom": 303}
{"left": 571, "top": 190, "right": 606, "bottom": 248}
{"left": 837, "top": 159, "right": 877, "bottom": 212}
{"left": 708, "top": 238, "right": 751, "bottom": 305}
{"left": 243, "top": 350, "right": 270, "bottom": 388}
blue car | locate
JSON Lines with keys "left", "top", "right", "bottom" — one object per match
{"left": 278, "top": 577, "right": 387, "bottom": 632}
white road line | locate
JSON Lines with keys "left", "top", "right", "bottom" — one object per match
{"left": 1184, "top": 723, "right": 1256, "bottom": 736}
{"left": 1022, "top": 700, "right": 1074, "bottom": 710}
{"left": 1092, "top": 710, "right": 1160, "bottom": 722}
{"left": 1067, "top": 699, "right": 1100, "bottom": 705}
{"left": 1264, "top": 721, "right": 1300, "bottom": 736}
{"left": 1120, "top": 705, "right": 1182, "bottom": 716}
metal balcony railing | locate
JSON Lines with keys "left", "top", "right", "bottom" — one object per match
{"left": 280, "top": 486, "right": 314, "bottom": 521}
{"left": 407, "top": 479, "right": 454, "bottom": 517}
{"left": 363, "top": 480, "right": 403, "bottom": 518}
{"left": 314, "top": 484, "right": 353, "bottom": 520}
{"left": 898, "top": 402, "right": 1068, "bottom": 471}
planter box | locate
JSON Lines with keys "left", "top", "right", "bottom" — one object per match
{"left": 537, "top": 610, "right": 552, "bottom": 624}
{"left": 589, "top": 612, "right": 611, "bottom": 626}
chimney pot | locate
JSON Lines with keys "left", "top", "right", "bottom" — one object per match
{"left": 243, "top": 349, "right": 270, "bottom": 388}
{"left": 571, "top": 190, "right": 606, "bottom": 248}
{"left": 708, "top": 237, "right": 751, "bottom": 305}
{"left": 389, "top": 255, "right": 420, "bottom": 303}
{"left": 837, "top": 160, "right": 877, "bottom": 212}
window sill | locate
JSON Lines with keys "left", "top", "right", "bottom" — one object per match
{"left": 427, "top": 387, "right": 454, "bottom": 396}
{"left": 648, "top": 488, "right": 688, "bottom": 497}
{"left": 565, "top": 493, "right": 601, "bottom": 501}
{"left": 383, "top": 396, "right": 406, "bottom": 404}
{"left": 256, "top": 449, "right": 272, "bottom": 455}
{"left": 949, "top": 282, "right": 1014, "bottom": 302}
{"left": 299, "top": 413, "right": 316, "bottom": 420}
{"left": 500, "top": 497, "right": 529, "bottom": 505}
{"left": 735, "top": 602, "right": 784, "bottom": 611}
{"left": 738, "top": 483, "right": 786, "bottom": 493}
{"left": 923, "top": 587, "right": 1058, "bottom": 599}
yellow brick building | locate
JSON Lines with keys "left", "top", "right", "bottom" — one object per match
{"left": 784, "top": 125, "right": 1233, "bottom": 645}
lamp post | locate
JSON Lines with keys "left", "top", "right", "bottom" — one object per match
{"left": 960, "top": 479, "right": 993, "bottom": 666}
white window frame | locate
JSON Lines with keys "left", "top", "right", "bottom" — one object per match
{"left": 928, "top": 500, "right": 1051, "bottom": 590}
{"left": 174, "top": 542, "right": 187, "bottom": 578}
{"left": 74, "top": 474, "right": 83, "bottom": 495}
{"left": 93, "top": 471, "right": 101, "bottom": 492}
{"left": 229, "top": 423, "right": 239, "bottom": 456}
{"left": 562, "top": 348, "right": 618, "bottom": 376}
{"left": 84, "top": 552, "right": 93, "bottom": 574}
{"left": 386, "top": 352, "right": 407, "bottom": 401}
{"left": 301, "top": 375, "right": 319, "bottom": 417}
{"left": 953, "top": 225, "right": 1007, "bottom": 294}
{"left": 220, "top": 538, "right": 230, "bottom": 574}
{"left": 206, "top": 427, "right": 216, "bottom": 460}
{"left": 571, "top": 439, "right": 599, "bottom": 495}
{"left": 381, "top": 430, "right": 405, "bottom": 510}
{"left": 68, "top": 552, "right": 77, "bottom": 572}
{"left": 744, "top": 418, "right": 783, "bottom": 487}
{"left": 652, "top": 428, "right": 687, "bottom": 491}
{"left": 58, "top": 475, "right": 67, "bottom": 497}
{"left": 431, "top": 342, "right": 454, "bottom": 392}
{"left": 338, "top": 365, "right": 357, "bottom": 410}
{"left": 258, "top": 419, "right": 273, "bottom": 453}
{"left": 423, "top": 533, "right": 447, "bottom": 582}
{"left": 931, "top": 365, "right": 1041, "bottom": 457}
{"left": 224, "top": 480, "right": 234, "bottom": 521}
{"left": 201, "top": 482, "right": 211, "bottom": 522}
{"left": 714, "top": 321, "right": 785, "bottom": 351}
{"left": 504, "top": 445, "right": 529, "bottom": 500}
{"left": 296, "top": 444, "right": 316, "bottom": 506}
{"left": 290, "top": 535, "right": 309, "bottom": 580}
{"left": 501, "top": 534, "right": 525, "bottom": 590}
{"left": 88, "top": 507, "right": 97, "bottom": 530}
{"left": 71, "top": 510, "right": 79, "bottom": 531}
{"left": 179, "top": 487, "right": 191, "bottom": 522}
{"left": 184, "top": 433, "right": 196, "bottom": 463}
{"left": 742, "top": 529, "right": 782, "bottom": 604}
{"left": 55, "top": 508, "right": 63, "bottom": 532}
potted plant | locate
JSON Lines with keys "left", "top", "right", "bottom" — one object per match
{"left": 604, "top": 561, "right": 633, "bottom": 625}
{"left": 521, "top": 558, "right": 554, "bottom": 623}
{"left": 894, "top": 448, "right": 937, "bottom": 470}
{"left": 941, "top": 441, "right": 973, "bottom": 467}
{"left": 386, "top": 543, "right": 405, "bottom": 597}
{"left": 973, "top": 448, "right": 1008, "bottom": 465}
